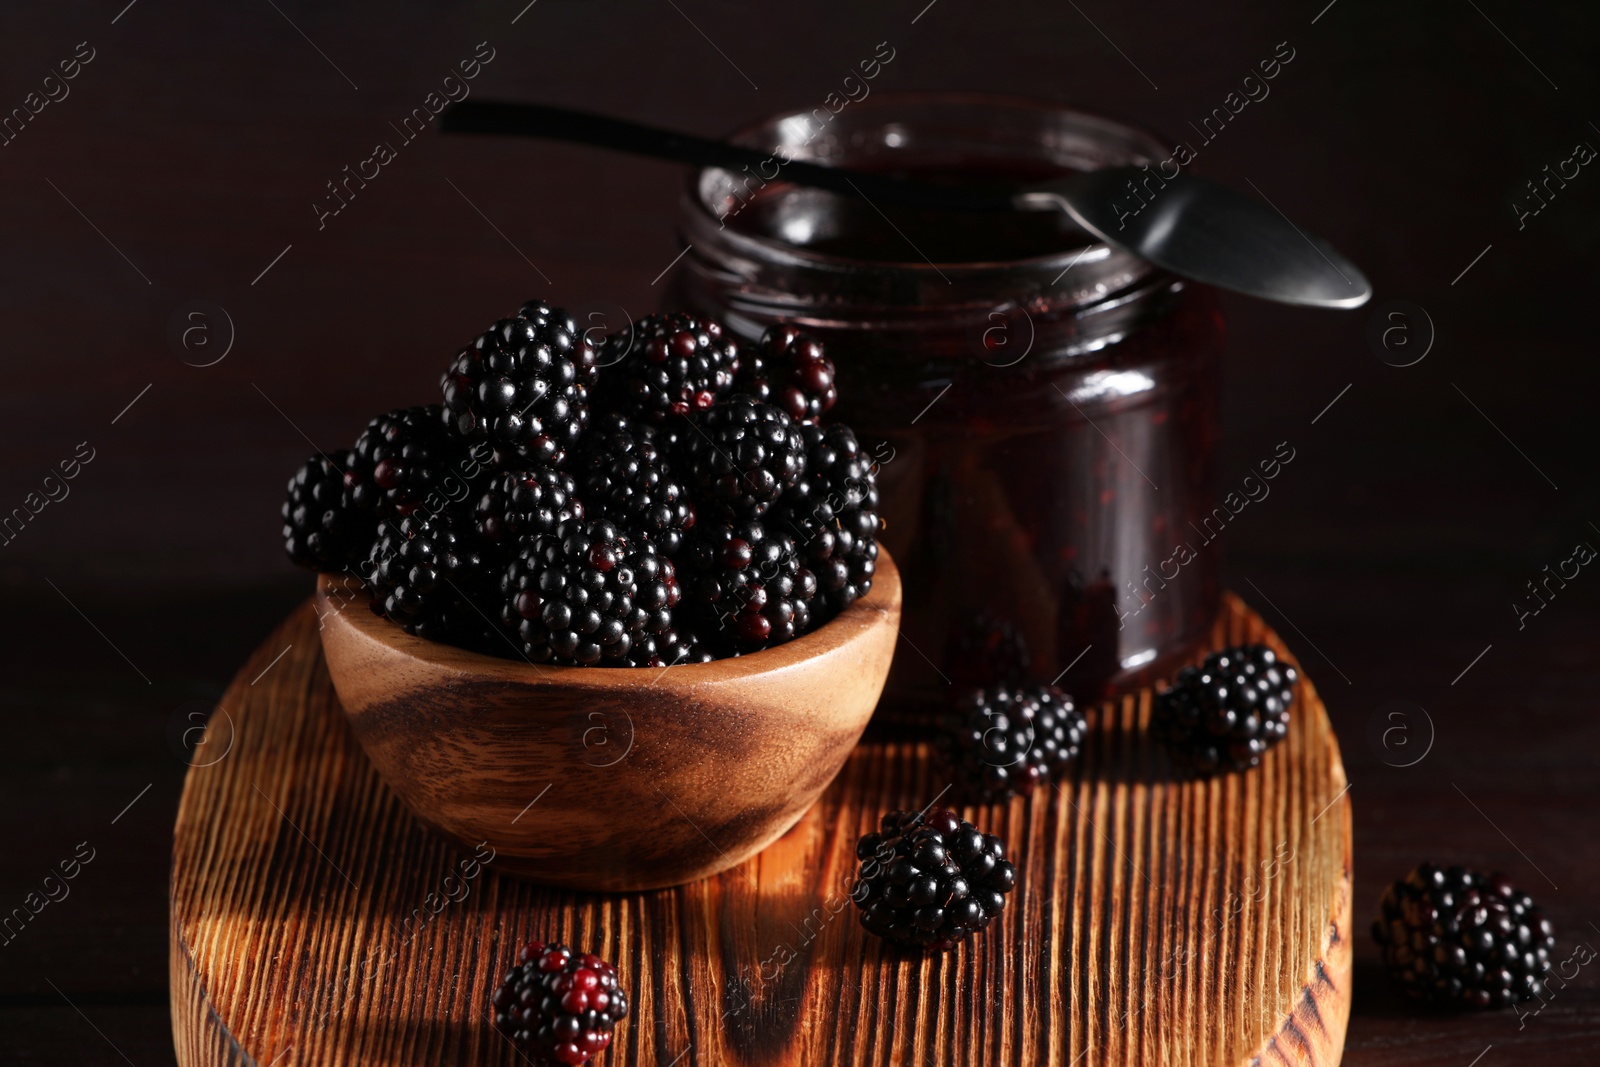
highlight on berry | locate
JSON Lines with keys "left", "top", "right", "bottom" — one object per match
{"left": 851, "top": 807, "right": 1016, "bottom": 952}
{"left": 1151, "top": 643, "right": 1296, "bottom": 775}
{"left": 278, "top": 300, "right": 882, "bottom": 666}
{"left": 1372, "top": 863, "right": 1556, "bottom": 1011}
{"left": 492, "top": 940, "right": 629, "bottom": 1065}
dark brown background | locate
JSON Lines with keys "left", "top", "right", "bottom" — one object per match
{"left": 3, "top": 0, "right": 1596, "bottom": 1063}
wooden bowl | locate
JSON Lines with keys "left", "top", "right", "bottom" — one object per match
{"left": 316, "top": 550, "right": 900, "bottom": 891}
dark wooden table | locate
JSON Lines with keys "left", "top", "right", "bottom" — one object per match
{"left": 2, "top": 1, "right": 1597, "bottom": 1064}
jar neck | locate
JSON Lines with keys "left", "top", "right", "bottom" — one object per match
{"left": 674, "top": 92, "right": 1183, "bottom": 365}
{"left": 675, "top": 220, "right": 1188, "bottom": 371}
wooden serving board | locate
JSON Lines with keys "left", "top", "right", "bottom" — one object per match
{"left": 170, "top": 593, "right": 1352, "bottom": 1067}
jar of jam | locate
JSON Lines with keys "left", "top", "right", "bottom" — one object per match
{"left": 670, "top": 93, "right": 1224, "bottom": 716}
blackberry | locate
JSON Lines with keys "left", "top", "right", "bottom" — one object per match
{"left": 1151, "top": 644, "right": 1295, "bottom": 775}
{"left": 441, "top": 302, "right": 597, "bottom": 467}
{"left": 599, "top": 311, "right": 739, "bottom": 424}
{"left": 281, "top": 449, "right": 369, "bottom": 570}
{"left": 492, "top": 940, "right": 629, "bottom": 1066}
{"left": 573, "top": 419, "right": 695, "bottom": 556}
{"left": 679, "top": 394, "right": 806, "bottom": 519}
{"left": 1373, "top": 864, "right": 1555, "bottom": 1010}
{"left": 475, "top": 467, "right": 584, "bottom": 546}
{"left": 500, "top": 519, "right": 680, "bottom": 666}
{"left": 770, "top": 423, "right": 880, "bottom": 611}
{"left": 937, "top": 685, "right": 1086, "bottom": 802}
{"left": 349, "top": 406, "right": 473, "bottom": 520}
{"left": 622, "top": 627, "right": 714, "bottom": 668}
{"left": 851, "top": 808, "right": 1015, "bottom": 951}
{"left": 735, "top": 324, "right": 838, "bottom": 423}
{"left": 681, "top": 521, "right": 816, "bottom": 654}
{"left": 368, "top": 509, "right": 501, "bottom": 650}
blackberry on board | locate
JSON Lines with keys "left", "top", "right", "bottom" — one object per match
{"left": 1373, "top": 864, "right": 1555, "bottom": 1010}
{"left": 851, "top": 807, "right": 1015, "bottom": 952}
{"left": 368, "top": 509, "right": 502, "bottom": 650}
{"left": 475, "top": 467, "right": 584, "bottom": 546}
{"left": 678, "top": 393, "right": 806, "bottom": 519}
{"left": 937, "top": 685, "right": 1087, "bottom": 802}
{"left": 680, "top": 520, "right": 816, "bottom": 654}
{"left": 499, "top": 519, "right": 679, "bottom": 666}
{"left": 348, "top": 405, "right": 470, "bottom": 520}
{"left": 573, "top": 418, "right": 696, "bottom": 556}
{"left": 770, "top": 422, "right": 880, "bottom": 611}
{"left": 492, "top": 940, "right": 629, "bottom": 1066}
{"left": 599, "top": 311, "right": 739, "bottom": 425}
{"left": 281, "top": 448, "right": 370, "bottom": 570}
{"left": 441, "top": 302, "right": 597, "bottom": 467}
{"left": 1151, "top": 644, "right": 1295, "bottom": 775}
{"left": 735, "top": 323, "right": 838, "bottom": 423}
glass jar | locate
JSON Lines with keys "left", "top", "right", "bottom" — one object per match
{"left": 670, "top": 93, "right": 1224, "bottom": 717}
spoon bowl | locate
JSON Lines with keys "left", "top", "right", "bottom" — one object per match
{"left": 1019, "top": 169, "right": 1370, "bottom": 308}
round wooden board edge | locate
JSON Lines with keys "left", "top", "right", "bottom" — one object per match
{"left": 169, "top": 607, "right": 311, "bottom": 1067}
{"left": 1244, "top": 723, "right": 1353, "bottom": 1067}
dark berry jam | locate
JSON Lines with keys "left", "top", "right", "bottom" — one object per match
{"left": 674, "top": 94, "right": 1225, "bottom": 716}
{"left": 730, "top": 158, "right": 1084, "bottom": 263}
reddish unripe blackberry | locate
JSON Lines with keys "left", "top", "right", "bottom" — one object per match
{"left": 599, "top": 311, "right": 738, "bottom": 424}
{"left": 441, "top": 302, "right": 597, "bottom": 467}
{"left": 573, "top": 419, "right": 695, "bottom": 556}
{"left": 680, "top": 521, "right": 817, "bottom": 654}
{"left": 851, "top": 808, "right": 1015, "bottom": 951}
{"left": 678, "top": 394, "right": 806, "bottom": 519}
{"left": 499, "top": 519, "right": 680, "bottom": 666}
{"left": 281, "top": 448, "right": 370, "bottom": 570}
{"left": 475, "top": 467, "right": 583, "bottom": 546}
{"left": 1373, "top": 864, "right": 1555, "bottom": 1010}
{"left": 736, "top": 324, "right": 838, "bottom": 423}
{"left": 1151, "top": 644, "right": 1295, "bottom": 775}
{"left": 368, "top": 510, "right": 501, "bottom": 650}
{"left": 492, "top": 940, "right": 629, "bottom": 1066}
{"left": 348, "top": 406, "right": 467, "bottom": 520}
{"left": 770, "top": 423, "right": 880, "bottom": 611}
{"left": 937, "top": 685, "right": 1086, "bottom": 801}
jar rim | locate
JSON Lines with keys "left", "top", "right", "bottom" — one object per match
{"left": 681, "top": 91, "right": 1173, "bottom": 306}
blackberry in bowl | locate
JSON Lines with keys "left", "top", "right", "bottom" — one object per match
{"left": 677, "top": 393, "right": 807, "bottom": 519}
{"left": 285, "top": 299, "right": 897, "bottom": 889}
{"left": 440, "top": 303, "right": 597, "bottom": 467}
{"left": 598, "top": 311, "right": 739, "bottom": 424}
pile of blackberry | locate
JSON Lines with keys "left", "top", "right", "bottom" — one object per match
{"left": 1373, "top": 864, "right": 1556, "bottom": 1010}
{"left": 851, "top": 807, "right": 1015, "bottom": 952}
{"left": 492, "top": 940, "right": 629, "bottom": 1065}
{"left": 1151, "top": 644, "right": 1296, "bottom": 775}
{"left": 278, "top": 301, "right": 878, "bottom": 665}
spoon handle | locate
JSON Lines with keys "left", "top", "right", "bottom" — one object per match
{"left": 437, "top": 100, "right": 1010, "bottom": 213}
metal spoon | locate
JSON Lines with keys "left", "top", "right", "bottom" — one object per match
{"left": 439, "top": 100, "right": 1370, "bottom": 310}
